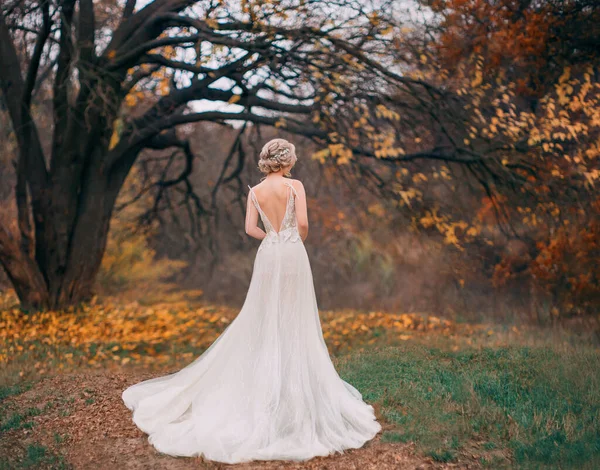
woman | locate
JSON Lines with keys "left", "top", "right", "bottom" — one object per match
{"left": 122, "top": 138, "right": 381, "bottom": 464}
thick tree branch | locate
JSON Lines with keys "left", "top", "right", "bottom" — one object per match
{"left": 78, "top": 0, "right": 96, "bottom": 66}
{"left": 123, "top": 0, "right": 137, "bottom": 19}
{"left": 51, "top": 0, "right": 76, "bottom": 159}
{"left": 22, "top": 0, "right": 52, "bottom": 109}
{"left": 0, "top": 13, "right": 49, "bottom": 189}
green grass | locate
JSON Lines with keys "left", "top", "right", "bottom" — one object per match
{"left": 0, "top": 383, "right": 30, "bottom": 403}
{"left": 2, "top": 314, "right": 599, "bottom": 469}
{"left": 0, "top": 444, "right": 69, "bottom": 469}
{"left": 0, "top": 407, "right": 43, "bottom": 433}
{"left": 338, "top": 344, "right": 600, "bottom": 469}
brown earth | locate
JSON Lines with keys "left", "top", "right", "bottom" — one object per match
{"left": 1, "top": 369, "right": 480, "bottom": 469}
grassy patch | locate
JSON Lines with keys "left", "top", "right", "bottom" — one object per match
{"left": 0, "top": 443, "right": 68, "bottom": 469}
{"left": 0, "top": 407, "right": 43, "bottom": 433}
{"left": 338, "top": 345, "right": 600, "bottom": 469}
{"left": 0, "top": 383, "right": 30, "bottom": 403}
{"left": 2, "top": 293, "right": 599, "bottom": 468}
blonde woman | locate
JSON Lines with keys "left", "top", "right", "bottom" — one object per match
{"left": 122, "top": 138, "right": 381, "bottom": 464}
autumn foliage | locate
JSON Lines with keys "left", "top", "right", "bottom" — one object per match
{"left": 1, "top": 289, "right": 495, "bottom": 374}
{"left": 0, "top": 0, "right": 598, "bottom": 323}
{"left": 372, "top": 0, "right": 600, "bottom": 319}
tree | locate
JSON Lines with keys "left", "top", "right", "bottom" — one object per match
{"left": 3, "top": 0, "right": 573, "bottom": 311}
{"left": 408, "top": 0, "right": 600, "bottom": 318}
{"left": 0, "top": 0, "right": 445, "bottom": 309}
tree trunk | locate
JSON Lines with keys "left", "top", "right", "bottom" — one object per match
{"left": 0, "top": 229, "right": 49, "bottom": 310}
{"left": 0, "top": 147, "right": 139, "bottom": 311}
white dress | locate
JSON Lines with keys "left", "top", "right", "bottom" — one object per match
{"left": 122, "top": 180, "right": 381, "bottom": 464}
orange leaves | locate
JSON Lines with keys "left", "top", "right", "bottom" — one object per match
{"left": 375, "top": 104, "right": 400, "bottom": 121}
{"left": 431, "top": 0, "right": 557, "bottom": 96}
{"left": 0, "top": 299, "right": 235, "bottom": 368}
{"left": 0, "top": 289, "right": 488, "bottom": 369}
{"left": 108, "top": 118, "right": 123, "bottom": 151}
{"left": 416, "top": 207, "right": 481, "bottom": 250}
{"left": 311, "top": 143, "right": 354, "bottom": 165}
{"left": 320, "top": 310, "right": 483, "bottom": 355}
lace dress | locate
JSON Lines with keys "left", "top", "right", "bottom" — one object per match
{"left": 122, "top": 180, "right": 381, "bottom": 464}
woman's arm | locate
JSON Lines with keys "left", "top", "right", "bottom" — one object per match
{"left": 292, "top": 180, "right": 309, "bottom": 241}
{"left": 245, "top": 190, "right": 267, "bottom": 240}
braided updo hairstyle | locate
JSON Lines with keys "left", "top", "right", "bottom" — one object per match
{"left": 258, "top": 138, "right": 297, "bottom": 177}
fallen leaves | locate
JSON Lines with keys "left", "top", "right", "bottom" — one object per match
{"left": 1, "top": 290, "right": 488, "bottom": 371}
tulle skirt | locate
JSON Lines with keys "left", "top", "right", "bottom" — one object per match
{"left": 122, "top": 239, "right": 381, "bottom": 464}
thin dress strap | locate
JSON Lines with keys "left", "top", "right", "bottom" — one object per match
{"left": 283, "top": 181, "right": 298, "bottom": 198}
{"left": 247, "top": 185, "right": 260, "bottom": 211}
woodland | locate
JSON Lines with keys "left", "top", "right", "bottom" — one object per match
{"left": 1, "top": 0, "right": 599, "bottom": 468}
{"left": 0, "top": 0, "right": 598, "bottom": 321}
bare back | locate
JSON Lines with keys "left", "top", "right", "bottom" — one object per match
{"left": 251, "top": 179, "right": 294, "bottom": 232}
{"left": 246, "top": 176, "right": 308, "bottom": 242}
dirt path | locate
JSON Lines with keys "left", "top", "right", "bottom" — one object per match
{"left": 2, "top": 369, "right": 475, "bottom": 469}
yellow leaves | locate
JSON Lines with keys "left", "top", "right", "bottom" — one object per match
{"left": 379, "top": 25, "right": 394, "bottom": 36}
{"left": 367, "top": 11, "right": 380, "bottom": 27}
{"left": 0, "top": 299, "right": 239, "bottom": 369}
{"left": 367, "top": 203, "right": 385, "bottom": 218}
{"left": 458, "top": 64, "right": 600, "bottom": 188}
{"left": 1, "top": 288, "right": 486, "bottom": 368}
{"left": 108, "top": 118, "right": 123, "bottom": 151}
{"left": 418, "top": 208, "right": 479, "bottom": 249}
{"left": 471, "top": 69, "right": 483, "bottom": 88}
{"left": 412, "top": 172, "right": 428, "bottom": 183}
{"left": 353, "top": 115, "right": 369, "bottom": 128}
{"left": 274, "top": 118, "right": 286, "bottom": 128}
{"left": 558, "top": 67, "right": 571, "bottom": 84}
{"left": 442, "top": 221, "right": 468, "bottom": 248}
{"left": 124, "top": 94, "right": 137, "bottom": 107}
{"left": 375, "top": 104, "right": 401, "bottom": 121}
{"left": 466, "top": 226, "right": 480, "bottom": 237}
{"left": 419, "top": 210, "right": 442, "bottom": 229}
{"left": 205, "top": 18, "right": 218, "bottom": 29}
{"left": 319, "top": 310, "right": 461, "bottom": 354}
{"left": 311, "top": 147, "right": 330, "bottom": 163}
{"left": 374, "top": 147, "right": 405, "bottom": 158}
{"left": 340, "top": 53, "right": 365, "bottom": 72}
{"left": 584, "top": 169, "right": 600, "bottom": 187}
{"left": 398, "top": 188, "right": 419, "bottom": 208}
{"left": 328, "top": 143, "right": 353, "bottom": 165}
{"left": 228, "top": 94, "right": 241, "bottom": 104}
{"left": 158, "top": 78, "right": 170, "bottom": 96}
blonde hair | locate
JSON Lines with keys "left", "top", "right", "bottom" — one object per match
{"left": 258, "top": 138, "right": 297, "bottom": 177}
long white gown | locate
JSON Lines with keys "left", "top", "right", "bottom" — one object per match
{"left": 122, "top": 180, "right": 381, "bottom": 464}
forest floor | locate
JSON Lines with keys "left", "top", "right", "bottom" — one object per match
{"left": 0, "top": 368, "right": 455, "bottom": 470}
{"left": 1, "top": 292, "right": 599, "bottom": 469}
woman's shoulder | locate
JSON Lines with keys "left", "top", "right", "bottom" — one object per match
{"left": 286, "top": 178, "right": 305, "bottom": 190}
{"left": 248, "top": 180, "right": 266, "bottom": 191}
